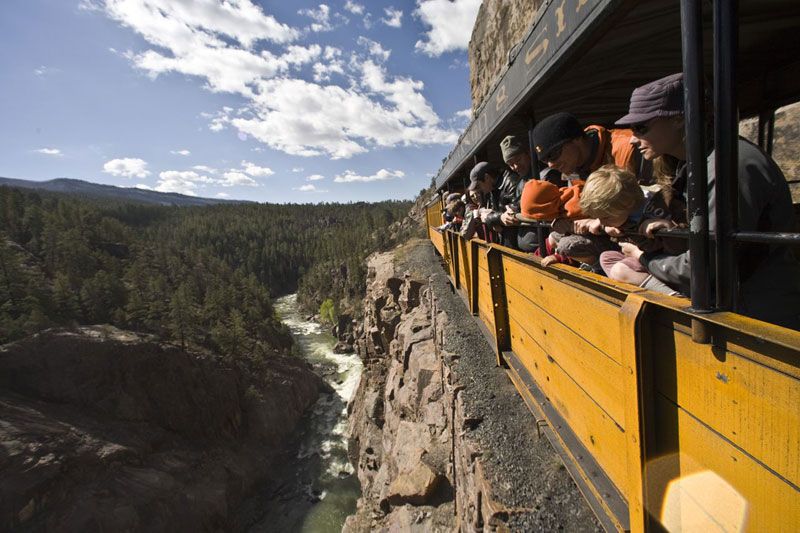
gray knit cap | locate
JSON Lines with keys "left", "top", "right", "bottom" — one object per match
{"left": 500, "top": 135, "right": 525, "bottom": 163}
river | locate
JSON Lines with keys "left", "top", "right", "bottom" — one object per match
{"left": 238, "top": 294, "right": 363, "bottom": 532}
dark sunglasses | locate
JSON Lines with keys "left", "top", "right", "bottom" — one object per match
{"left": 540, "top": 143, "right": 565, "bottom": 163}
{"left": 631, "top": 119, "right": 655, "bottom": 136}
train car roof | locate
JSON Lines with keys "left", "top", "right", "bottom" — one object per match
{"left": 435, "top": 0, "right": 800, "bottom": 190}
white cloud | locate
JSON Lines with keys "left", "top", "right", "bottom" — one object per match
{"left": 216, "top": 192, "right": 230, "bottom": 198}
{"left": 292, "top": 167, "right": 304, "bottom": 173}
{"left": 362, "top": 12, "right": 373, "bottom": 29}
{"left": 241, "top": 160, "right": 274, "bottom": 177}
{"left": 414, "top": 0, "right": 481, "bottom": 56}
{"left": 104, "top": 0, "right": 298, "bottom": 49}
{"left": 455, "top": 108, "right": 472, "bottom": 119}
{"left": 103, "top": 157, "right": 150, "bottom": 178}
{"left": 192, "top": 164, "right": 216, "bottom": 172}
{"left": 95, "top": 0, "right": 457, "bottom": 159}
{"left": 171, "top": 149, "right": 191, "bottom": 155}
{"left": 306, "top": 174, "right": 324, "bottom": 181}
{"left": 298, "top": 4, "right": 333, "bottom": 32}
{"left": 357, "top": 36, "right": 390, "bottom": 62}
{"left": 294, "top": 183, "right": 327, "bottom": 192}
{"left": 381, "top": 7, "right": 403, "bottom": 28}
{"left": 344, "top": 1, "right": 364, "bottom": 15}
{"left": 334, "top": 168, "right": 404, "bottom": 183}
{"left": 35, "top": 147, "right": 62, "bottom": 156}
{"left": 33, "top": 66, "right": 59, "bottom": 77}
{"left": 155, "top": 169, "right": 214, "bottom": 195}
{"left": 134, "top": 183, "right": 152, "bottom": 190}
{"left": 221, "top": 171, "right": 257, "bottom": 187}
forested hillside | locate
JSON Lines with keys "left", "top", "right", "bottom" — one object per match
{"left": 0, "top": 185, "right": 414, "bottom": 351}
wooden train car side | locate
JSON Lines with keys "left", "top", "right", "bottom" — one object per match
{"left": 425, "top": 213, "right": 800, "bottom": 532}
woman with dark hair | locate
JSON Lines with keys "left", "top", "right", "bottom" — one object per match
{"left": 615, "top": 73, "right": 800, "bottom": 330}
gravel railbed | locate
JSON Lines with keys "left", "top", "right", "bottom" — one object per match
{"left": 395, "top": 239, "right": 601, "bottom": 531}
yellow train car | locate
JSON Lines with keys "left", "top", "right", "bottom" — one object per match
{"left": 426, "top": 1, "right": 800, "bottom": 531}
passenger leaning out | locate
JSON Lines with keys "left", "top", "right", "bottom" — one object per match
{"left": 614, "top": 72, "right": 800, "bottom": 329}
{"left": 578, "top": 165, "right": 686, "bottom": 294}
{"left": 516, "top": 178, "right": 615, "bottom": 272}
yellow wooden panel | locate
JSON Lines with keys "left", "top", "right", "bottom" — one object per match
{"left": 503, "top": 257, "right": 624, "bottom": 364}
{"left": 508, "top": 315, "right": 629, "bottom": 494}
{"left": 429, "top": 229, "right": 445, "bottom": 256}
{"left": 653, "top": 395, "right": 800, "bottom": 532}
{"left": 652, "top": 323, "right": 800, "bottom": 489}
{"left": 478, "top": 278, "right": 495, "bottom": 330}
{"left": 457, "top": 237, "right": 472, "bottom": 301}
{"left": 477, "top": 247, "right": 489, "bottom": 274}
{"left": 505, "top": 283, "right": 625, "bottom": 427}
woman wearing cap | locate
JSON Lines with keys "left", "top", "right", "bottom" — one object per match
{"left": 615, "top": 73, "right": 800, "bottom": 330}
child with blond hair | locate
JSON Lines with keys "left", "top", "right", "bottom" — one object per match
{"left": 579, "top": 165, "right": 686, "bottom": 294}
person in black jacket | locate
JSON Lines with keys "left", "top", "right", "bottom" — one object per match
{"left": 615, "top": 73, "right": 800, "bottom": 330}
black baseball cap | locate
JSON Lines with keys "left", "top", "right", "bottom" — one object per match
{"left": 468, "top": 161, "right": 496, "bottom": 190}
{"left": 532, "top": 113, "right": 584, "bottom": 160}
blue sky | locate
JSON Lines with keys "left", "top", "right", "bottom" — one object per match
{"left": 0, "top": 0, "right": 480, "bottom": 202}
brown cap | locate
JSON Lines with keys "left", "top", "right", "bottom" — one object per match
{"left": 615, "top": 73, "right": 684, "bottom": 127}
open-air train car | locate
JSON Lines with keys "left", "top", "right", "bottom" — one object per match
{"left": 425, "top": 0, "right": 800, "bottom": 531}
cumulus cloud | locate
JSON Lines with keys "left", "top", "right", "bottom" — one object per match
{"left": 381, "top": 7, "right": 403, "bottom": 28}
{"left": 35, "top": 147, "right": 62, "bottom": 156}
{"left": 170, "top": 149, "right": 190, "bottom": 155}
{"left": 357, "top": 37, "right": 390, "bottom": 62}
{"left": 414, "top": 0, "right": 481, "bottom": 56}
{"left": 94, "top": 0, "right": 457, "bottom": 159}
{"left": 292, "top": 167, "right": 304, "bottom": 173}
{"left": 294, "top": 183, "right": 326, "bottom": 192}
{"left": 344, "top": 1, "right": 364, "bottom": 15}
{"left": 192, "top": 164, "right": 216, "bottom": 172}
{"left": 241, "top": 160, "right": 274, "bottom": 177}
{"left": 103, "top": 157, "right": 150, "bottom": 178}
{"left": 298, "top": 4, "right": 333, "bottom": 32}
{"left": 154, "top": 170, "right": 212, "bottom": 195}
{"left": 333, "top": 168, "right": 404, "bottom": 183}
{"left": 33, "top": 66, "right": 60, "bottom": 77}
{"left": 221, "top": 171, "right": 257, "bottom": 187}
{"left": 306, "top": 174, "right": 324, "bottom": 181}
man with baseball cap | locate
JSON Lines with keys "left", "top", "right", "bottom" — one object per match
{"left": 532, "top": 112, "right": 645, "bottom": 181}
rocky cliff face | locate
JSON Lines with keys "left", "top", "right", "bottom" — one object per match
{"left": 468, "top": 0, "right": 543, "bottom": 113}
{"left": 344, "top": 240, "right": 598, "bottom": 531}
{"left": 0, "top": 326, "right": 326, "bottom": 532}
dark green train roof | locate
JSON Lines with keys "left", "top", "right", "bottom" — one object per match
{"left": 435, "top": 0, "right": 800, "bottom": 190}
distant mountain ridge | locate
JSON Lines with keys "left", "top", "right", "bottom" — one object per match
{"left": 0, "top": 177, "right": 250, "bottom": 206}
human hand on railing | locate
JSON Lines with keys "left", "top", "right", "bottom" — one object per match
{"left": 541, "top": 255, "right": 558, "bottom": 267}
{"left": 605, "top": 226, "right": 623, "bottom": 237}
{"left": 620, "top": 242, "right": 643, "bottom": 260}
{"left": 639, "top": 218, "right": 676, "bottom": 238}
{"left": 573, "top": 218, "right": 601, "bottom": 235}
{"left": 500, "top": 206, "right": 520, "bottom": 226}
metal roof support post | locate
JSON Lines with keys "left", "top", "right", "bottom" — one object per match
{"left": 713, "top": 0, "right": 740, "bottom": 312}
{"left": 528, "top": 115, "right": 549, "bottom": 257}
{"left": 757, "top": 109, "right": 775, "bottom": 154}
{"left": 680, "top": 0, "right": 712, "bottom": 315}
{"left": 766, "top": 109, "right": 776, "bottom": 156}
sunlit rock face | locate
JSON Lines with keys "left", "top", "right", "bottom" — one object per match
{"left": 0, "top": 326, "right": 325, "bottom": 532}
{"left": 468, "top": 0, "right": 544, "bottom": 113}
